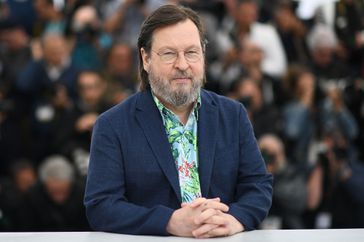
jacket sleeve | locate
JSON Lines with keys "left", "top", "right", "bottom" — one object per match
{"left": 16, "top": 61, "right": 44, "bottom": 94}
{"left": 227, "top": 105, "right": 273, "bottom": 231}
{"left": 84, "top": 115, "right": 174, "bottom": 235}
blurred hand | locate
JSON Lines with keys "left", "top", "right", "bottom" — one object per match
{"left": 327, "top": 87, "right": 344, "bottom": 112}
{"left": 355, "top": 31, "right": 364, "bottom": 48}
{"left": 52, "top": 85, "right": 71, "bottom": 109}
{"left": 31, "top": 39, "right": 43, "bottom": 60}
{"left": 75, "top": 113, "right": 98, "bottom": 132}
{"left": 354, "top": 78, "right": 364, "bottom": 91}
{"left": 289, "top": 16, "right": 306, "bottom": 37}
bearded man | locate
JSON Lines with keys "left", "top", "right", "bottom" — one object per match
{"left": 84, "top": 4, "right": 272, "bottom": 238}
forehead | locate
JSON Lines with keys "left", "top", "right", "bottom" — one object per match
{"left": 151, "top": 19, "right": 201, "bottom": 50}
{"left": 79, "top": 72, "right": 101, "bottom": 83}
{"left": 43, "top": 36, "right": 66, "bottom": 49}
{"left": 238, "top": 1, "right": 257, "bottom": 10}
{"left": 242, "top": 40, "right": 261, "bottom": 51}
{"left": 240, "top": 82, "right": 258, "bottom": 92}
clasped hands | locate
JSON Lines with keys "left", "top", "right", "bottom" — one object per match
{"left": 166, "top": 197, "right": 244, "bottom": 238}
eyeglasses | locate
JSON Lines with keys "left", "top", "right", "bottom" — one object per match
{"left": 152, "top": 49, "right": 203, "bottom": 64}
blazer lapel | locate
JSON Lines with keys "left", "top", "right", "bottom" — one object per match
{"left": 198, "top": 90, "right": 218, "bottom": 197}
{"left": 135, "top": 90, "right": 182, "bottom": 202}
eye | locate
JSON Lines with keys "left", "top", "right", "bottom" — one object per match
{"left": 186, "top": 50, "right": 198, "bottom": 55}
{"left": 161, "top": 51, "right": 177, "bottom": 60}
{"left": 162, "top": 51, "right": 176, "bottom": 56}
{"left": 185, "top": 50, "right": 201, "bottom": 62}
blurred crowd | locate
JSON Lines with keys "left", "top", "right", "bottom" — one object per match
{"left": 1, "top": 0, "right": 364, "bottom": 232}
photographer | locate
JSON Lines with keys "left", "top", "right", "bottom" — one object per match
{"left": 69, "top": 5, "right": 103, "bottom": 70}
{"left": 14, "top": 155, "right": 89, "bottom": 231}
{"left": 308, "top": 130, "right": 364, "bottom": 228}
{"left": 16, "top": 33, "right": 81, "bottom": 100}
{"left": 282, "top": 64, "right": 317, "bottom": 164}
{"left": 27, "top": 82, "right": 74, "bottom": 163}
{"left": 258, "top": 134, "right": 320, "bottom": 229}
{"left": 228, "top": 78, "right": 281, "bottom": 138}
{"left": 102, "top": 0, "right": 148, "bottom": 47}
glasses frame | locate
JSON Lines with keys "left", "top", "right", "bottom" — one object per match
{"left": 151, "top": 48, "right": 203, "bottom": 64}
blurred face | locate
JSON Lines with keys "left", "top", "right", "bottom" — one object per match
{"left": 15, "top": 168, "right": 36, "bottom": 193}
{"left": 34, "top": 0, "right": 52, "bottom": 19}
{"left": 312, "top": 47, "right": 334, "bottom": 67}
{"left": 275, "top": 7, "right": 294, "bottom": 31}
{"left": 224, "top": 0, "right": 238, "bottom": 16}
{"left": 141, "top": 19, "right": 204, "bottom": 108}
{"left": 260, "top": 138, "right": 281, "bottom": 157}
{"left": 73, "top": 5, "right": 98, "bottom": 29}
{"left": 108, "top": 44, "right": 133, "bottom": 75}
{"left": 258, "top": 136, "right": 285, "bottom": 173}
{"left": 296, "top": 72, "right": 315, "bottom": 97}
{"left": 236, "top": 2, "right": 258, "bottom": 27}
{"left": 78, "top": 72, "right": 105, "bottom": 106}
{"left": 237, "top": 80, "right": 262, "bottom": 110}
{"left": 239, "top": 39, "right": 263, "bottom": 66}
{"left": 43, "top": 36, "right": 68, "bottom": 66}
{"left": 45, "top": 179, "right": 71, "bottom": 204}
{"left": 0, "top": 28, "right": 28, "bottom": 51}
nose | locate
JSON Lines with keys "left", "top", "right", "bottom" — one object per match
{"left": 173, "top": 52, "right": 189, "bottom": 71}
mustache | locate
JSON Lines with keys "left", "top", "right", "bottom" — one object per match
{"left": 171, "top": 70, "right": 193, "bottom": 79}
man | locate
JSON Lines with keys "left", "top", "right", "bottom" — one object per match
{"left": 16, "top": 33, "right": 80, "bottom": 99}
{"left": 16, "top": 155, "right": 89, "bottom": 231}
{"left": 258, "top": 135, "right": 312, "bottom": 229}
{"left": 84, "top": 5, "right": 272, "bottom": 238}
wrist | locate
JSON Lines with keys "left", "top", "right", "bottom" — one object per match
{"left": 166, "top": 211, "right": 178, "bottom": 235}
{"left": 229, "top": 214, "right": 244, "bottom": 234}
{"left": 167, "top": 209, "right": 189, "bottom": 236}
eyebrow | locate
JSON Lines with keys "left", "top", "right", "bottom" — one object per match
{"left": 157, "top": 45, "right": 201, "bottom": 51}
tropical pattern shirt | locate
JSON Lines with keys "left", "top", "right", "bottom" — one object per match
{"left": 152, "top": 94, "right": 202, "bottom": 203}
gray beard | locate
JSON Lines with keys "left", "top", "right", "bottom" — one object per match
{"left": 149, "top": 71, "right": 202, "bottom": 108}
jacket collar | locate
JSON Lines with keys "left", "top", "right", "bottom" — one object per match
{"left": 135, "top": 89, "right": 218, "bottom": 202}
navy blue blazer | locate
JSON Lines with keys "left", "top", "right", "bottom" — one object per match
{"left": 84, "top": 89, "right": 273, "bottom": 235}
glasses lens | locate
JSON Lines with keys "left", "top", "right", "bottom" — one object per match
{"left": 160, "top": 52, "right": 177, "bottom": 63}
{"left": 185, "top": 51, "right": 201, "bottom": 62}
{"left": 154, "top": 50, "right": 202, "bottom": 63}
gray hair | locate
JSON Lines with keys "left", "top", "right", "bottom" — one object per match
{"left": 307, "top": 24, "right": 337, "bottom": 51}
{"left": 39, "top": 155, "right": 75, "bottom": 182}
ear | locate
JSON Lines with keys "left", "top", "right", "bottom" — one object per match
{"left": 140, "top": 48, "right": 151, "bottom": 73}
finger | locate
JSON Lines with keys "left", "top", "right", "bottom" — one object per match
{"left": 203, "top": 214, "right": 228, "bottom": 226}
{"left": 192, "top": 223, "right": 219, "bottom": 238}
{"left": 204, "top": 226, "right": 230, "bottom": 238}
{"left": 186, "top": 197, "right": 207, "bottom": 208}
{"left": 180, "top": 202, "right": 188, "bottom": 208}
{"left": 199, "top": 201, "right": 229, "bottom": 213}
{"left": 189, "top": 197, "right": 221, "bottom": 208}
{"left": 194, "top": 208, "right": 218, "bottom": 225}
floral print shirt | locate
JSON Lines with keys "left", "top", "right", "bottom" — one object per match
{"left": 152, "top": 94, "right": 202, "bottom": 203}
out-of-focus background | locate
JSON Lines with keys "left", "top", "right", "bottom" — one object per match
{"left": 0, "top": 0, "right": 364, "bottom": 232}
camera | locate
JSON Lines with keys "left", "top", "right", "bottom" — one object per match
{"left": 333, "top": 144, "right": 348, "bottom": 161}
{"left": 238, "top": 96, "right": 252, "bottom": 109}
{"left": 261, "top": 149, "right": 277, "bottom": 165}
